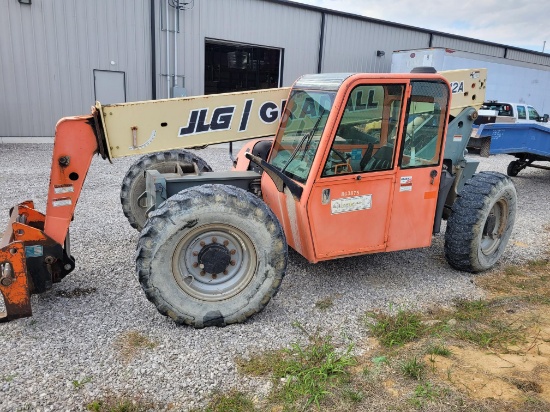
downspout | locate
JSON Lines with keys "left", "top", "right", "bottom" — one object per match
{"left": 174, "top": 0, "right": 178, "bottom": 87}
{"left": 317, "top": 12, "right": 325, "bottom": 73}
{"left": 166, "top": 0, "right": 170, "bottom": 97}
{"left": 150, "top": 0, "right": 156, "bottom": 99}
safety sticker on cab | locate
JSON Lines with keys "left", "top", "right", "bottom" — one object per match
{"left": 400, "top": 176, "right": 413, "bottom": 192}
{"left": 331, "top": 195, "right": 372, "bottom": 214}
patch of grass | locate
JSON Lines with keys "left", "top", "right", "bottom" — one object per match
{"left": 315, "top": 297, "right": 334, "bottom": 310}
{"left": 410, "top": 381, "right": 445, "bottom": 407}
{"left": 342, "top": 388, "right": 364, "bottom": 403}
{"left": 453, "top": 299, "right": 488, "bottom": 321}
{"left": 453, "top": 319, "right": 526, "bottom": 351}
{"left": 401, "top": 356, "right": 425, "bottom": 380}
{"left": 86, "top": 395, "right": 156, "bottom": 412}
{"left": 2, "top": 375, "right": 15, "bottom": 382}
{"left": 198, "top": 390, "right": 256, "bottom": 412}
{"left": 426, "top": 344, "right": 452, "bottom": 357}
{"left": 72, "top": 376, "right": 92, "bottom": 389}
{"left": 365, "top": 309, "right": 425, "bottom": 347}
{"left": 238, "top": 334, "right": 356, "bottom": 408}
{"left": 113, "top": 330, "right": 158, "bottom": 362}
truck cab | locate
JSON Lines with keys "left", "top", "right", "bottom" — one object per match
{"left": 476, "top": 101, "right": 548, "bottom": 124}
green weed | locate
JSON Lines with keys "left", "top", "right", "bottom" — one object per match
{"left": 72, "top": 376, "right": 92, "bottom": 389}
{"left": 401, "top": 356, "right": 425, "bottom": 380}
{"left": 200, "top": 391, "right": 256, "bottom": 412}
{"left": 426, "top": 344, "right": 452, "bottom": 357}
{"left": 315, "top": 297, "right": 334, "bottom": 310}
{"left": 238, "top": 334, "right": 356, "bottom": 408}
{"left": 366, "top": 308, "right": 425, "bottom": 347}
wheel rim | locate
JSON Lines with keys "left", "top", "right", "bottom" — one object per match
{"left": 172, "top": 223, "right": 257, "bottom": 302}
{"left": 480, "top": 198, "right": 508, "bottom": 256}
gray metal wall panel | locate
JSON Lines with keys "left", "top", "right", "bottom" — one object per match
{"left": 322, "top": 15, "right": 431, "bottom": 74}
{"left": 170, "top": 0, "right": 321, "bottom": 97}
{"left": 431, "top": 35, "right": 504, "bottom": 57}
{"left": 0, "top": 0, "right": 151, "bottom": 137}
{"left": 506, "top": 49, "right": 550, "bottom": 66}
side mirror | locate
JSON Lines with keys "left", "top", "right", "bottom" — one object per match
{"left": 540, "top": 114, "right": 549, "bottom": 122}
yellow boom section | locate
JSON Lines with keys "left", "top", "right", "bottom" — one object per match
{"left": 99, "top": 69, "right": 486, "bottom": 159}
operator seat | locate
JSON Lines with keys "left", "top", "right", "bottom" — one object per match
{"left": 362, "top": 145, "right": 394, "bottom": 171}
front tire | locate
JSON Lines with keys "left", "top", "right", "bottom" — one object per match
{"left": 120, "top": 150, "right": 212, "bottom": 231}
{"left": 445, "top": 172, "right": 516, "bottom": 272}
{"left": 136, "top": 184, "right": 288, "bottom": 328}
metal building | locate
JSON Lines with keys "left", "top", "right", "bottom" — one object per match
{"left": 2, "top": 0, "right": 550, "bottom": 140}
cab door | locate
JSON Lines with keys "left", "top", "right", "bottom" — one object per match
{"left": 308, "top": 81, "right": 407, "bottom": 260}
{"left": 386, "top": 80, "right": 451, "bottom": 251}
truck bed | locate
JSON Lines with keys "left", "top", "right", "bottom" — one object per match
{"left": 479, "top": 123, "right": 550, "bottom": 176}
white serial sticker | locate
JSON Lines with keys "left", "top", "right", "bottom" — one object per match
{"left": 400, "top": 186, "right": 413, "bottom": 192}
{"left": 54, "top": 184, "right": 74, "bottom": 194}
{"left": 453, "top": 134, "right": 462, "bottom": 142}
{"left": 52, "top": 198, "right": 72, "bottom": 207}
{"left": 331, "top": 195, "right": 372, "bottom": 214}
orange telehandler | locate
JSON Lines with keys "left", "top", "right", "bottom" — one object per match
{"left": 0, "top": 69, "right": 517, "bottom": 327}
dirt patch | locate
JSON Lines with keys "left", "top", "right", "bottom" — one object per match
{"left": 424, "top": 261, "right": 550, "bottom": 405}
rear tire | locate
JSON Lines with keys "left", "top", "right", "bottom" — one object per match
{"left": 120, "top": 150, "right": 212, "bottom": 231}
{"left": 136, "top": 184, "right": 288, "bottom": 328}
{"left": 444, "top": 172, "right": 516, "bottom": 272}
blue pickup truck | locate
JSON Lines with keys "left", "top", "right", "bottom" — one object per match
{"left": 469, "top": 101, "right": 550, "bottom": 176}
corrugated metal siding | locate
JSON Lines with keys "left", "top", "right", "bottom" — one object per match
{"left": 431, "top": 35, "right": 504, "bottom": 57}
{"left": 175, "top": 0, "right": 321, "bottom": 95}
{"left": 506, "top": 49, "right": 550, "bottom": 66}
{"left": 0, "top": 0, "right": 151, "bottom": 137}
{"left": 322, "top": 15, "right": 430, "bottom": 73}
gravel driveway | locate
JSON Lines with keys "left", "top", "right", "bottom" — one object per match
{"left": 1, "top": 144, "right": 549, "bottom": 411}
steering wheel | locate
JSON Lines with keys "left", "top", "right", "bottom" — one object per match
{"left": 330, "top": 148, "right": 348, "bottom": 163}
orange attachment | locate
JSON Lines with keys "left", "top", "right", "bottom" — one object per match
{"left": 0, "top": 243, "right": 31, "bottom": 322}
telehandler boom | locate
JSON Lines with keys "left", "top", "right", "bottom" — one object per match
{"left": 0, "top": 69, "right": 517, "bottom": 327}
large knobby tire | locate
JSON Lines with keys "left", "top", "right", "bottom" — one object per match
{"left": 136, "top": 184, "right": 288, "bottom": 328}
{"left": 120, "top": 150, "right": 212, "bottom": 231}
{"left": 444, "top": 172, "right": 516, "bottom": 272}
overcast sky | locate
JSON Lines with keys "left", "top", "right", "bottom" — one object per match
{"left": 292, "top": 0, "right": 550, "bottom": 53}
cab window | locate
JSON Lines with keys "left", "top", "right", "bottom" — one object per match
{"left": 517, "top": 106, "right": 527, "bottom": 119}
{"left": 322, "top": 84, "right": 405, "bottom": 177}
{"left": 399, "top": 81, "right": 449, "bottom": 169}
{"left": 528, "top": 106, "right": 540, "bottom": 120}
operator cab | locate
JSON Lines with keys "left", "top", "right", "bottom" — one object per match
{"left": 263, "top": 73, "right": 451, "bottom": 262}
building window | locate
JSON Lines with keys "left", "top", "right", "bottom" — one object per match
{"left": 205, "top": 40, "right": 281, "bottom": 95}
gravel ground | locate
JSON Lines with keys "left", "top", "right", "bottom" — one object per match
{"left": 0, "top": 143, "right": 549, "bottom": 411}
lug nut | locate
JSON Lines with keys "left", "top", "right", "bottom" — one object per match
{"left": 223, "top": 240, "right": 229, "bottom": 246}
{"left": 230, "top": 249, "right": 236, "bottom": 255}
{"left": 193, "top": 251, "right": 199, "bottom": 256}
{"left": 200, "top": 241, "right": 206, "bottom": 247}
{"left": 212, "top": 274, "right": 217, "bottom": 279}
{"left": 199, "top": 263, "right": 204, "bottom": 269}
{"left": 212, "top": 237, "right": 217, "bottom": 243}
{"left": 223, "top": 270, "right": 228, "bottom": 275}
{"left": 192, "top": 262, "right": 199, "bottom": 268}
{"left": 230, "top": 260, "right": 236, "bottom": 266}
{"left": 200, "top": 270, "right": 205, "bottom": 276}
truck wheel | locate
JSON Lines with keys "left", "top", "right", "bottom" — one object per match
{"left": 120, "top": 150, "right": 212, "bottom": 231}
{"left": 444, "top": 172, "right": 516, "bottom": 272}
{"left": 506, "top": 160, "right": 522, "bottom": 177}
{"left": 136, "top": 184, "right": 288, "bottom": 328}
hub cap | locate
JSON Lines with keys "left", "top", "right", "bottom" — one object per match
{"left": 172, "top": 224, "right": 257, "bottom": 301}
